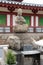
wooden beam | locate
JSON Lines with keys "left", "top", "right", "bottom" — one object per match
{"left": 0, "top": 3, "right": 43, "bottom": 11}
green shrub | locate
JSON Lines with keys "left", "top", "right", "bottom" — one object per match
{"left": 6, "top": 50, "right": 16, "bottom": 65}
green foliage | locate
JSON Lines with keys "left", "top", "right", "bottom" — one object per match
{"left": 6, "top": 50, "right": 16, "bottom": 65}
{"left": 0, "top": 14, "right": 6, "bottom": 25}
{"left": 24, "top": 16, "right": 30, "bottom": 25}
{"left": 39, "top": 17, "right": 43, "bottom": 26}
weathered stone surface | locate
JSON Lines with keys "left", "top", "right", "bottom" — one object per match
{"left": 13, "top": 24, "right": 28, "bottom": 32}
{"left": 13, "top": 8, "right": 28, "bottom": 32}
{"left": 14, "top": 33, "right": 42, "bottom": 47}
{"left": 7, "top": 36, "right": 20, "bottom": 50}
{"left": 0, "top": 33, "right": 43, "bottom": 49}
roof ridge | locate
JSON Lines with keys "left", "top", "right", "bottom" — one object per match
{"left": 0, "top": 0, "right": 43, "bottom": 7}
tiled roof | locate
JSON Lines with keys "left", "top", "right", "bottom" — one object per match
{"left": 0, "top": 0, "right": 43, "bottom": 7}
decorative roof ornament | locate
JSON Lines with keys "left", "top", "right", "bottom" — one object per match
{"left": 8, "top": 6, "right": 15, "bottom": 12}
{"left": 32, "top": 8, "right": 38, "bottom": 14}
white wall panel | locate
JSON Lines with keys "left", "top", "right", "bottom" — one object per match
{"left": 7, "top": 15, "right": 10, "bottom": 26}
{"left": 13, "top": 15, "right": 16, "bottom": 26}
{"left": 36, "top": 16, "right": 38, "bottom": 26}
{"left": 31, "top": 16, "right": 34, "bottom": 26}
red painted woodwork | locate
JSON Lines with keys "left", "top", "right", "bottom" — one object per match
{"left": 8, "top": 6, "right": 15, "bottom": 12}
{"left": 0, "top": 2, "right": 43, "bottom": 11}
{"left": 0, "top": 11, "right": 43, "bottom": 17}
{"left": 10, "top": 14, "right": 13, "bottom": 32}
{"left": 0, "top": 1, "right": 43, "bottom": 33}
{"left": 0, "top": 10, "right": 43, "bottom": 33}
{"left": 32, "top": 8, "right": 38, "bottom": 14}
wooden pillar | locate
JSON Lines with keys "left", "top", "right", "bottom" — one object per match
{"left": 34, "top": 15, "right": 36, "bottom": 32}
{"left": 10, "top": 14, "right": 13, "bottom": 32}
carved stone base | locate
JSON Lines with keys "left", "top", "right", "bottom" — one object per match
{"left": 13, "top": 24, "right": 28, "bottom": 33}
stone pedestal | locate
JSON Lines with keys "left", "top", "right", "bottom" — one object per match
{"left": 13, "top": 24, "right": 28, "bottom": 33}
{"left": 14, "top": 33, "right": 32, "bottom": 50}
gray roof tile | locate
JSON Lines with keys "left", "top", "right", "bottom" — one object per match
{"left": 0, "top": 0, "right": 43, "bottom": 7}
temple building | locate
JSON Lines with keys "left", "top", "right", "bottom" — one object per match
{"left": 0, "top": 0, "right": 43, "bottom": 33}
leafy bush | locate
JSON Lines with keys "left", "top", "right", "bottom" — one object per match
{"left": 6, "top": 50, "right": 16, "bottom": 65}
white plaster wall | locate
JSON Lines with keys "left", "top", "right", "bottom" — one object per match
{"left": 7, "top": 15, "right": 10, "bottom": 26}
{"left": 36, "top": 16, "right": 38, "bottom": 26}
{"left": 14, "top": 9, "right": 33, "bottom": 14}
{"left": 37, "top": 11, "right": 43, "bottom": 14}
{"left": 23, "top": 10, "right": 33, "bottom": 13}
{"left": 13, "top": 15, "right": 16, "bottom": 26}
{"left": 0, "top": 7, "right": 33, "bottom": 14}
{"left": 31, "top": 16, "right": 34, "bottom": 26}
{"left": 0, "top": 7, "right": 9, "bottom": 12}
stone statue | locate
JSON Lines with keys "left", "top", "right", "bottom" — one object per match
{"left": 13, "top": 8, "right": 28, "bottom": 32}
{"left": 7, "top": 36, "right": 20, "bottom": 50}
{"left": 15, "top": 8, "right": 26, "bottom": 25}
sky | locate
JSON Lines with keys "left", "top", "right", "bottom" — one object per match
{"left": 22, "top": 0, "right": 43, "bottom": 4}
